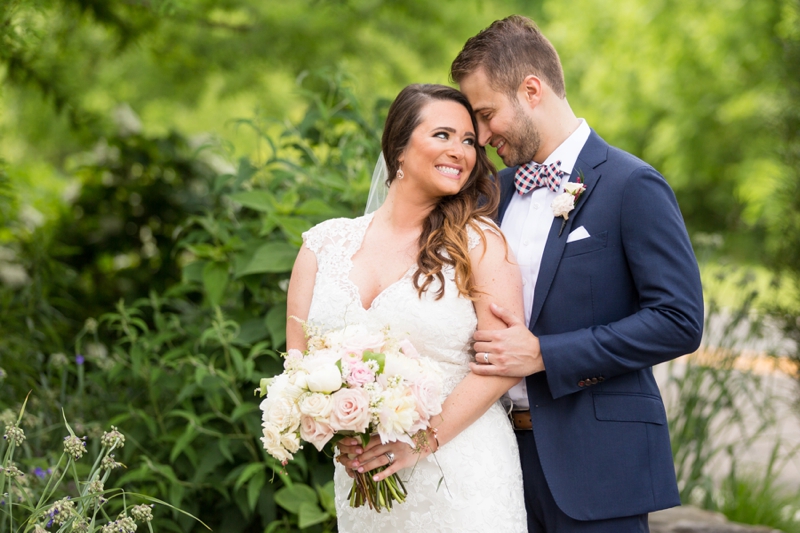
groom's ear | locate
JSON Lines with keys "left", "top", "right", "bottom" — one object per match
{"left": 519, "top": 75, "right": 543, "bottom": 109}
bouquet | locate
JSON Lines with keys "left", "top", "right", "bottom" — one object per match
{"left": 257, "top": 323, "right": 443, "bottom": 511}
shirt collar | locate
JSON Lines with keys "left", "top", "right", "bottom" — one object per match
{"left": 542, "top": 119, "right": 591, "bottom": 183}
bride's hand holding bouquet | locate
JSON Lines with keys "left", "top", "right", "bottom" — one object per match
{"left": 257, "top": 323, "right": 444, "bottom": 512}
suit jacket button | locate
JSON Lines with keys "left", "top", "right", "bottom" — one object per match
{"left": 598, "top": 376, "right": 605, "bottom": 382}
{"left": 591, "top": 377, "right": 599, "bottom": 384}
{"left": 578, "top": 381, "right": 585, "bottom": 387}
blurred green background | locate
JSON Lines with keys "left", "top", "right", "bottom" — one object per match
{"left": 1, "top": 0, "right": 799, "bottom": 532}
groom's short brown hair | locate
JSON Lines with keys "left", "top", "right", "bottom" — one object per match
{"left": 451, "top": 15, "right": 566, "bottom": 99}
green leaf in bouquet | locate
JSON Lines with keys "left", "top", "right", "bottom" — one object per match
{"left": 363, "top": 350, "right": 386, "bottom": 373}
{"left": 298, "top": 501, "right": 330, "bottom": 529}
{"left": 274, "top": 483, "right": 318, "bottom": 514}
{"left": 256, "top": 376, "right": 272, "bottom": 397}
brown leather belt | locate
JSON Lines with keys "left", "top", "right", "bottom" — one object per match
{"left": 510, "top": 410, "right": 532, "bottom": 431}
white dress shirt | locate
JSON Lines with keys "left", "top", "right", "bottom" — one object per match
{"left": 502, "top": 119, "right": 591, "bottom": 410}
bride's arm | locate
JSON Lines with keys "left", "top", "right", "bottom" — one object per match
{"left": 344, "top": 228, "right": 524, "bottom": 480}
{"left": 286, "top": 245, "right": 317, "bottom": 351}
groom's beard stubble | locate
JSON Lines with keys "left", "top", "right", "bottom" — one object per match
{"left": 502, "top": 101, "right": 542, "bottom": 167}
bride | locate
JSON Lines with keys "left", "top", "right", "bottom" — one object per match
{"left": 286, "top": 84, "right": 527, "bottom": 532}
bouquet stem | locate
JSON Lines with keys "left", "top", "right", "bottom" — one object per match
{"left": 347, "top": 467, "right": 407, "bottom": 512}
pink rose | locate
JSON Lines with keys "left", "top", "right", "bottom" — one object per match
{"left": 341, "top": 351, "right": 363, "bottom": 365}
{"left": 345, "top": 361, "right": 376, "bottom": 388}
{"left": 300, "top": 415, "right": 334, "bottom": 451}
{"left": 398, "top": 339, "right": 420, "bottom": 359}
{"left": 412, "top": 377, "right": 443, "bottom": 420}
{"left": 329, "top": 388, "right": 371, "bottom": 433}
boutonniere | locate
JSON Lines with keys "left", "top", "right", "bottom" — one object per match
{"left": 551, "top": 170, "right": 587, "bottom": 237}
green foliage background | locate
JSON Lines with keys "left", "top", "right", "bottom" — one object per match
{"left": 1, "top": 0, "right": 799, "bottom": 531}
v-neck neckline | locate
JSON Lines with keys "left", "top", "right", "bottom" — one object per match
{"left": 346, "top": 213, "right": 418, "bottom": 311}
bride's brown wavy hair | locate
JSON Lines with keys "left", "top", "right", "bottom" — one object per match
{"left": 382, "top": 84, "right": 500, "bottom": 300}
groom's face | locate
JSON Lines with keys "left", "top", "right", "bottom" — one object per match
{"left": 459, "top": 69, "right": 541, "bottom": 167}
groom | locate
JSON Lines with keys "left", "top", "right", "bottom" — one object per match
{"left": 453, "top": 16, "right": 703, "bottom": 532}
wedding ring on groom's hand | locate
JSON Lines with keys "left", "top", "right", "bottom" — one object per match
{"left": 385, "top": 452, "right": 395, "bottom": 466}
{"left": 480, "top": 352, "right": 490, "bottom": 364}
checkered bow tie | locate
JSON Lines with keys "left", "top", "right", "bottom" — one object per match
{"left": 513, "top": 160, "right": 565, "bottom": 195}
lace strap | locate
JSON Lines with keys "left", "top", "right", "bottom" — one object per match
{"left": 302, "top": 214, "right": 372, "bottom": 259}
{"left": 467, "top": 216, "right": 503, "bottom": 252}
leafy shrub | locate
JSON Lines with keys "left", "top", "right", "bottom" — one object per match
{"left": 0, "top": 72, "right": 388, "bottom": 532}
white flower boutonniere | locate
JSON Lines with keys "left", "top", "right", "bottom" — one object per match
{"left": 551, "top": 170, "right": 587, "bottom": 236}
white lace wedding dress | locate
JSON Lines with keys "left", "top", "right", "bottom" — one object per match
{"left": 303, "top": 213, "right": 527, "bottom": 533}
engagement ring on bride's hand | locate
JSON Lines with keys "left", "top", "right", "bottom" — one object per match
{"left": 385, "top": 452, "right": 395, "bottom": 466}
{"left": 480, "top": 352, "right": 490, "bottom": 364}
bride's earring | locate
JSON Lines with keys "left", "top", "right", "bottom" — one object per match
{"left": 396, "top": 162, "right": 404, "bottom": 180}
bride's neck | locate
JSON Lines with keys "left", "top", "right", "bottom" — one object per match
{"left": 376, "top": 190, "right": 435, "bottom": 234}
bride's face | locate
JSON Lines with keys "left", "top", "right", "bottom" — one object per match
{"left": 398, "top": 100, "right": 477, "bottom": 200}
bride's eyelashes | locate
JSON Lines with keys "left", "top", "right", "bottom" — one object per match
{"left": 433, "top": 131, "right": 476, "bottom": 146}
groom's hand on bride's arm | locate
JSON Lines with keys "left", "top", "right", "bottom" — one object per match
{"left": 471, "top": 303, "right": 545, "bottom": 377}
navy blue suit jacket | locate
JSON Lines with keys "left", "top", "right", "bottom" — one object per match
{"left": 498, "top": 130, "right": 703, "bottom": 520}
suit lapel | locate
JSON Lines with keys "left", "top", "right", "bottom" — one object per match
{"left": 528, "top": 131, "right": 609, "bottom": 329}
{"left": 496, "top": 167, "right": 518, "bottom": 223}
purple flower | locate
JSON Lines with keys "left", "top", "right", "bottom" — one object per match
{"left": 75, "top": 354, "right": 85, "bottom": 365}
{"left": 33, "top": 467, "right": 47, "bottom": 479}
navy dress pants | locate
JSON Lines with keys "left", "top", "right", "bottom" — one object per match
{"left": 515, "top": 430, "right": 650, "bottom": 533}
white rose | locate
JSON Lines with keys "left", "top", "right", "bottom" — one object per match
{"left": 306, "top": 365, "right": 343, "bottom": 393}
{"left": 281, "top": 432, "right": 301, "bottom": 454}
{"left": 299, "top": 392, "right": 334, "bottom": 419}
{"left": 266, "top": 396, "right": 300, "bottom": 432}
{"left": 564, "top": 182, "right": 585, "bottom": 195}
{"left": 551, "top": 193, "right": 576, "bottom": 219}
{"left": 261, "top": 423, "right": 292, "bottom": 463}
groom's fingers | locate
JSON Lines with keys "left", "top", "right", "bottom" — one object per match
{"left": 471, "top": 326, "right": 545, "bottom": 377}
{"left": 469, "top": 360, "right": 505, "bottom": 376}
{"left": 489, "top": 303, "right": 524, "bottom": 327}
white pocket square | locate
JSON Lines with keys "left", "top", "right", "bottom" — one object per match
{"left": 566, "top": 226, "right": 590, "bottom": 243}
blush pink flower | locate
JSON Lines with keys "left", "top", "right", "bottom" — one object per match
{"left": 398, "top": 339, "right": 420, "bottom": 359}
{"left": 300, "top": 415, "right": 334, "bottom": 452}
{"left": 412, "top": 376, "right": 443, "bottom": 420}
{"left": 345, "top": 361, "right": 376, "bottom": 388}
{"left": 329, "top": 388, "right": 371, "bottom": 433}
